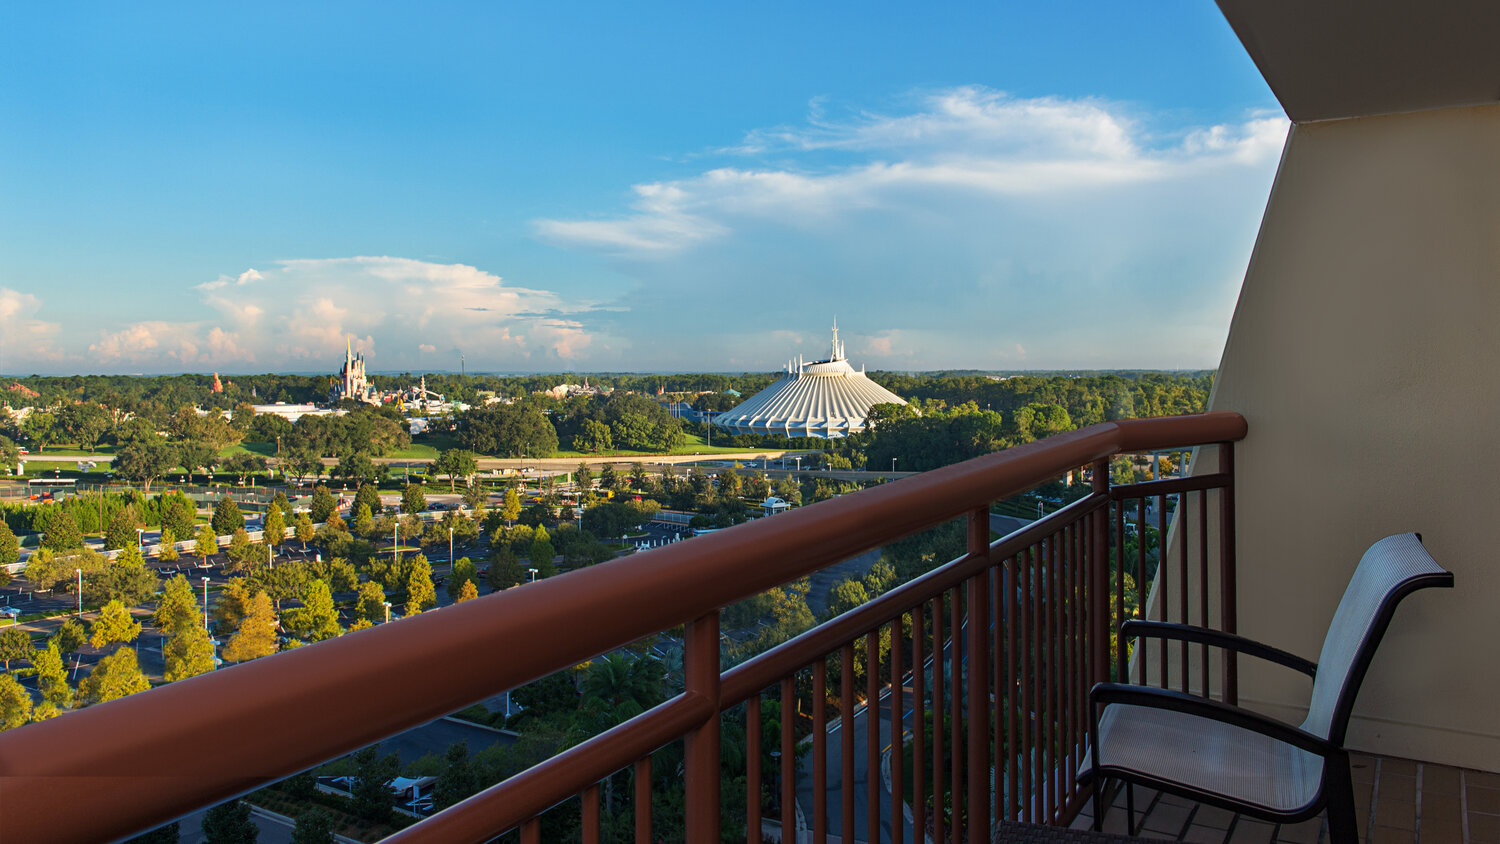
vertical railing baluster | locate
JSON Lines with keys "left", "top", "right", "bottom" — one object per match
{"left": 1090, "top": 459, "right": 1110, "bottom": 691}
{"left": 1113, "top": 496, "right": 1125, "bottom": 683}
{"left": 1136, "top": 495, "right": 1147, "bottom": 686}
{"left": 991, "top": 561, "right": 1004, "bottom": 828}
{"left": 933, "top": 594, "right": 946, "bottom": 842}
{"left": 814, "top": 658, "right": 828, "bottom": 842}
{"left": 684, "top": 612, "right": 721, "bottom": 841}
{"left": 1197, "top": 488, "right": 1209, "bottom": 697}
{"left": 521, "top": 818, "right": 541, "bottom": 844}
{"left": 779, "top": 677, "right": 795, "bottom": 844}
{"left": 966, "top": 506, "right": 991, "bottom": 844}
{"left": 1158, "top": 491, "right": 1169, "bottom": 689}
{"left": 635, "top": 757, "right": 652, "bottom": 844}
{"left": 1019, "top": 546, "right": 1033, "bottom": 824}
{"left": 892, "top": 612, "right": 906, "bottom": 844}
{"left": 949, "top": 584, "right": 963, "bottom": 844}
{"left": 1219, "top": 442, "right": 1238, "bottom": 705}
{"left": 913, "top": 604, "right": 927, "bottom": 839}
{"left": 747, "top": 695, "right": 761, "bottom": 844}
{"left": 1046, "top": 530, "right": 1059, "bottom": 821}
{"left": 841, "top": 644, "right": 855, "bottom": 844}
{"left": 867, "top": 630, "right": 880, "bottom": 844}
{"left": 583, "top": 783, "right": 601, "bottom": 844}
{"left": 1178, "top": 492, "right": 1190, "bottom": 694}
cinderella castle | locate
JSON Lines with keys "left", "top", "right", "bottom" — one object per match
{"left": 330, "top": 340, "right": 380, "bottom": 404}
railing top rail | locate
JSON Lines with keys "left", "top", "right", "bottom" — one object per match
{"left": 0, "top": 411, "right": 1244, "bottom": 843}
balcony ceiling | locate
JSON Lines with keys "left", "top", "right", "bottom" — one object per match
{"left": 1217, "top": 0, "right": 1500, "bottom": 123}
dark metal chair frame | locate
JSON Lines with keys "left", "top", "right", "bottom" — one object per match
{"left": 1084, "top": 533, "right": 1453, "bottom": 844}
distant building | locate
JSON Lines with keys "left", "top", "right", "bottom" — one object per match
{"left": 714, "top": 321, "right": 907, "bottom": 439}
{"left": 331, "top": 340, "right": 379, "bottom": 404}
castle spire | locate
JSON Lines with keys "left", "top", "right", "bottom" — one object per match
{"left": 831, "top": 316, "right": 843, "bottom": 361}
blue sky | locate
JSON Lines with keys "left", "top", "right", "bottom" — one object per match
{"left": 0, "top": 3, "right": 1283, "bottom": 376}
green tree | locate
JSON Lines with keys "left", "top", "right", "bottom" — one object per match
{"left": 353, "top": 483, "right": 382, "bottom": 521}
{"left": 574, "top": 462, "right": 594, "bottom": 491}
{"left": 400, "top": 483, "right": 427, "bottom": 516}
{"left": 0, "top": 672, "right": 32, "bottom": 730}
{"left": 157, "top": 527, "right": 180, "bottom": 561}
{"left": 461, "top": 481, "right": 488, "bottom": 513}
{"left": 456, "top": 579, "right": 478, "bottom": 603}
{"left": 500, "top": 487, "right": 521, "bottom": 527}
{"left": 446, "top": 557, "right": 478, "bottom": 600}
{"left": 572, "top": 419, "right": 613, "bottom": 453}
{"left": 78, "top": 647, "right": 151, "bottom": 705}
{"left": 351, "top": 744, "right": 401, "bottom": 821}
{"left": 333, "top": 451, "right": 377, "bottom": 485}
{"left": 211, "top": 497, "right": 245, "bottom": 536}
{"left": 115, "top": 440, "right": 177, "bottom": 493}
{"left": 289, "top": 580, "right": 341, "bottom": 642}
{"left": 42, "top": 511, "right": 84, "bottom": 551}
{"left": 0, "top": 520, "right": 18, "bottom": 568}
{"left": 90, "top": 599, "right": 141, "bottom": 650}
{"left": 294, "top": 512, "right": 315, "bottom": 549}
{"left": 528, "top": 526, "right": 555, "bottom": 575}
{"left": 434, "top": 448, "right": 478, "bottom": 492}
{"left": 404, "top": 555, "right": 436, "bottom": 617}
{"left": 224, "top": 528, "right": 254, "bottom": 573}
{"left": 598, "top": 464, "right": 619, "bottom": 493}
{"left": 195, "top": 524, "right": 219, "bottom": 564}
{"left": 163, "top": 624, "right": 216, "bottom": 682}
{"left": 263, "top": 503, "right": 287, "bottom": 547}
{"left": 825, "top": 577, "right": 870, "bottom": 618}
{"left": 309, "top": 485, "right": 337, "bottom": 523}
{"left": 34, "top": 642, "right": 72, "bottom": 710}
{"left": 213, "top": 578, "right": 253, "bottom": 632}
{"left": 487, "top": 546, "right": 524, "bottom": 590}
{"left": 201, "top": 800, "right": 257, "bottom": 844}
{"left": 355, "top": 580, "right": 387, "bottom": 623}
{"left": 290, "top": 809, "right": 333, "bottom": 844}
{"left": 159, "top": 494, "right": 197, "bottom": 541}
{"left": 155, "top": 575, "right": 201, "bottom": 636}
{"left": 0, "top": 627, "right": 31, "bottom": 671}
{"left": 50, "top": 617, "right": 86, "bottom": 655}
{"left": 352, "top": 503, "right": 375, "bottom": 538}
{"left": 103, "top": 507, "right": 139, "bottom": 552}
{"left": 221, "top": 591, "right": 278, "bottom": 663}
{"left": 433, "top": 741, "right": 480, "bottom": 810}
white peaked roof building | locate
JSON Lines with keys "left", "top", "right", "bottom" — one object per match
{"left": 714, "top": 322, "right": 908, "bottom": 439}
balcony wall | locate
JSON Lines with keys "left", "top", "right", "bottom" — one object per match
{"left": 1201, "top": 103, "right": 1500, "bottom": 770}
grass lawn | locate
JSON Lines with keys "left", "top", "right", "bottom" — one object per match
{"left": 224, "top": 441, "right": 277, "bottom": 458}
{"left": 22, "top": 444, "right": 117, "bottom": 457}
{"left": 388, "top": 442, "right": 440, "bottom": 459}
{"left": 553, "top": 433, "right": 763, "bottom": 459}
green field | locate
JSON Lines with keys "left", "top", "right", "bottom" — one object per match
{"left": 553, "top": 433, "right": 758, "bottom": 459}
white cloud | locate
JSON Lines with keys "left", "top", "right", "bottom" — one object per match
{"left": 535, "top": 87, "right": 1287, "bottom": 257}
{"left": 0, "top": 288, "right": 64, "bottom": 364}
{"left": 82, "top": 257, "right": 614, "bottom": 372}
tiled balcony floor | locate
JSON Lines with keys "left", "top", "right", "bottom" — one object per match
{"left": 1069, "top": 753, "right": 1500, "bottom": 844}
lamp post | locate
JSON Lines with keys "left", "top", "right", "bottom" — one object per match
{"left": 528, "top": 567, "right": 538, "bottom": 583}
{"left": 75, "top": 568, "right": 82, "bottom": 617}
{"left": 892, "top": 457, "right": 897, "bottom": 474}
{"left": 794, "top": 456, "right": 801, "bottom": 474}
{"left": 383, "top": 601, "right": 391, "bottom": 624}
{"left": 136, "top": 527, "right": 143, "bottom": 555}
{"left": 201, "top": 576, "right": 210, "bottom": 630}
{"left": 448, "top": 526, "right": 454, "bottom": 573}
{"left": 267, "top": 543, "right": 274, "bottom": 571}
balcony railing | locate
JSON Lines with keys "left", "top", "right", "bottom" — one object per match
{"left": 0, "top": 412, "right": 1246, "bottom": 844}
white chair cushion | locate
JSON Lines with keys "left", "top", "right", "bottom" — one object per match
{"left": 1095, "top": 703, "right": 1325, "bottom": 814}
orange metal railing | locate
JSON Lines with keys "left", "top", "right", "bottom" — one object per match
{"left": 0, "top": 412, "right": 1246, "bottom": 843}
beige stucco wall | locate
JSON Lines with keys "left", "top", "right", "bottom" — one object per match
{"left": 1204, "top": 104, "right": 1500, "bottom": 770}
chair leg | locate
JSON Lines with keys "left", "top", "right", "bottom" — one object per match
{"left": 1326, "top": 752, "right": 1359, "bottom": 844}
{"left": 1093, "top": 776, "right": 1107, "bottom": 832}
{"left": 1126, "top": 782, "right": 1137, "bottom": 837}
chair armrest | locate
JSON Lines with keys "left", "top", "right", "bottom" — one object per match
{"left": 1089, "top": 682, "right": 1334, "bottom": 756}
{"left": 1120, "top": 620, "right": 1317, "bottom": 678}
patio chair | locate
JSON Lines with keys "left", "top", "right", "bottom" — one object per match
{"left": 1082, "top": 532, "right": 1452, "bottom": 843}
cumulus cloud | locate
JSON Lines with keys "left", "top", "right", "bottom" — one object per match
{"left": 80, "top": 257, "right": 610, "bottom": 371}
{"left": 0, "top": 288, "right": 64, "bottom": 364}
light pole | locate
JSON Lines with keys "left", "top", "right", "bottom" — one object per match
{"left": 75, "top": 568, "right": 82, "bottom": 617}
{"left": 892, "top": 457, "right": 897, "bottom": 474}
{"left": 383, "top": 601, "right": 392, "bottom": 623}
{"left": 528, "top": 567, "right": 538, "bottom": 583}
{"left": 448, "top": 526, "right": 454, "bottom": 573}
{"left": 267, "top": 543, "right": 274, "bottom": 571}
{"left": 201, "top": 576, "right": 210, "bottom": 629}
{"left": 136, "top": 527, "right": 143, "bottom": 555}
{"left": 794, "top": 456, "right": 801, "bottom": 474}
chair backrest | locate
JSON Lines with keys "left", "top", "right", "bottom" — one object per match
{"left": 1300, "top": 532, "right": 1453, "bottom": 743}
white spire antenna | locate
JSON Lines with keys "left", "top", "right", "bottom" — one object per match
{"left": 831, "top": 316, "right": 841, "bottom": 361}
